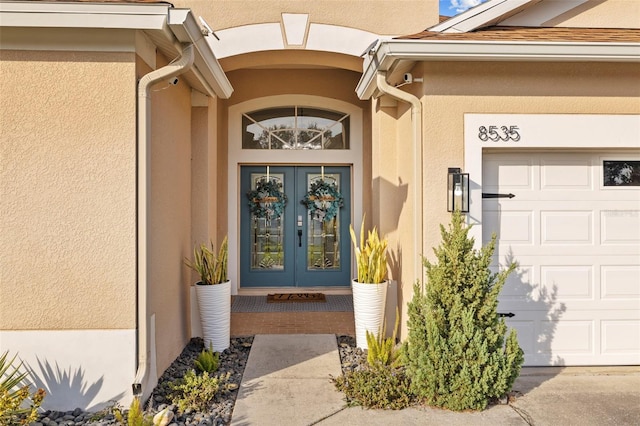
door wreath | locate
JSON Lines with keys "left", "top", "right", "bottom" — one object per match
{"left": 247, "top": 178, "right": 287, "bottom": 220}
{"left": 301, "top": 179, "right": 344, "bottom": 221}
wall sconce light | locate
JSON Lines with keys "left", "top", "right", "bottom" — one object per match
{"left": 447, "top": 167, "right": 470, "bottom": 213}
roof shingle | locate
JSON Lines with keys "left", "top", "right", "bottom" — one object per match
{"left": 400, "top": 26, "right": 640, "bottom": 43}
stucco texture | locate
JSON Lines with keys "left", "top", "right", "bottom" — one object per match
{"left": 371, "top": 60, "right": 640, "bottom": 339}
{"left": 418, "top": 60, "right": 640, "bottom": 264}
{"left": 172, "top": 0, "right": 438, "bottom": 35}
{"left": 0, "top": 50, "right": 137, "bottom": 330}
{"left": 545, "top": 0, "right": 640, "bottom": 29}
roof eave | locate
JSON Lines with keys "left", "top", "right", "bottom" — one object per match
{"left": 356, "top": 39, "right": 640, "bottom": 100}
{"left": 0, "top": 1, "right": 170, "bottom": 29}
{"left": 0, "top": 1, "right": 233, "bottom": 99}
{"left": 168, "top": 9, "right": 233, "bottom": 99}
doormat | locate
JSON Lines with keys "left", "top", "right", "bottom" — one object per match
{"left": 267, "top": 293, "right": 326, "bottom": 303}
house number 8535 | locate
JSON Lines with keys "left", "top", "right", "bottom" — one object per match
{"left": 478, "top": 125, "right": 520, "bottom": 142}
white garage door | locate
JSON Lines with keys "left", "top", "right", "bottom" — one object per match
{"left": 482, "top": 151, "right": 640, "bottom": 366}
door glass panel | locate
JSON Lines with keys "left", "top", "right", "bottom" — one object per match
{"left": 242, "top": 107, "right": 350, "bottom": 150}
{"left": 249, "top": 173, "right": 285, "bottom": 270}
{"left": 306, "top": 174, "right": 342, "bottom": 271}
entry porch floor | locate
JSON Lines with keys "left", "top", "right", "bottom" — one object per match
{"left": 229, "top": 294, "right": 355, "bottom": 336}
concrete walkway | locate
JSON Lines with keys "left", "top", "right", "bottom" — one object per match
{"left": 230, "top": 334, "right": 344, "bottom": 426}
{"left": 231, "top": 334, "right": 640, "bottom": 426}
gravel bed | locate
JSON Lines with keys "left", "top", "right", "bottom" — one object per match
{"left": 31, "top": 337, "right": 253, "bottom": 426}
{"left": 336, "top": 335, "right": 367, "bottom": 374}
{"left": 31, "top": 335, "right": 361, "bottom": 426}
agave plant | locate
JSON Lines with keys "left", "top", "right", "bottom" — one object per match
{"left": 350, "top": 217, "right": 388, "bottom": 284}
{"left": 185, "top": 236, "right": 228, "bottom": 285}
{"left": 0, "top": 351, "right": 46, "bottom": 425}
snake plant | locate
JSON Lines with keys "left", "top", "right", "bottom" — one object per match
{"left": 185, "top": 236, "right": 228, "bottom": 285}
{"left": 350, "top": 218, "right": 388, "bottom": 284}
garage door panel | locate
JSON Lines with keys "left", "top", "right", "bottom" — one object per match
{"left": 505, "top": 321, "right": 536, "bottom": 358}
{"left": 541, "top": 211, "right": 592, "bottom": 244}
{"left": 601, "top": 210, "right": 640, "bottom": 244}
{"left": 601, "top": 266, "right": 640, "bottom": 299}
{"left": 483, "top": 158, "right": 534, "bottom": 191}
{"left": 541, "top": 266, "right": 593, "bottom": 300}
{"left": 484, "top": 151, "right": 640, "bottom": 366}
{"left": 540, "top": 320, "right": 593, "bottom": 354}
{"left": 500, "top": 264, "right": 536, "bottom": 301}
{"left": 482, "top": 210, "right": 533, "bottom": 244}
{"left": 602, "top": 320, "right": 640, "bottom": 355}
{"left": 541, "top": 158, "right": 593, "bottom": 190}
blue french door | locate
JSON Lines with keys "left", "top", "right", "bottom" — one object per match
{"left": 240, "top": 166, "right": 351, "bottom": 287}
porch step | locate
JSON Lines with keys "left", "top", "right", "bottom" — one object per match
{"left": 230, "top": 334, "right": 344, "bottom": 425}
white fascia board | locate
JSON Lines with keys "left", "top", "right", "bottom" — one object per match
{"left": 168, "top": 8, "right": 233, "bottom": 99}
{"left": 356, "top": 39, "right": 640, "bottom": 99}
{"left": 0, "top": 1, "right": 169, "bottom": 30}
{"left": 430, "top": 0, "right": 538, "bottom": 33}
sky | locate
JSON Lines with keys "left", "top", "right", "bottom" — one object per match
{"left": 439, "top": 0, "right": 489, "bottom": 17}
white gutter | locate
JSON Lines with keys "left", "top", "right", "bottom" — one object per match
{"left": 374, "top": 72, "right": 424, "bottom": 283}
{"left": 132, "top": 43, "right": 195, "bottom": 398}
{"left": 168, "top": 8, "right": 233, "bottom": 99}
{"left": 356, "top": 38, "right": 640, "bottom": 99}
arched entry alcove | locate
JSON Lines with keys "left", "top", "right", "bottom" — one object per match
{"left": 228, "top": 95, "right": 364, "bottom": 293}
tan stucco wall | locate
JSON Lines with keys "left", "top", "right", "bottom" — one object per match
{"left": 173, "top": 0, "right": 438, "bottom": 35}
{"left": 225, "top": 68, "right": 366, "bottom": 107}
{"left": 545, "top": 0, "right": 640, "bottom": 29}
{"left": 375, "top": 60, "right": 640, "bottom": 339}
{"left": 0, "top": 50, "right": 137, "bottom": 330}
{"left": 191, "top": 96, "right": 220, "bottom": 247}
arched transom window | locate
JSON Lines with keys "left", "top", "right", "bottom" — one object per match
{"left": 242, "top": 106, "right": 350, "bottom": 150}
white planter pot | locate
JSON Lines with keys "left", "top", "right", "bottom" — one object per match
{"left": 195, "top": 281, "right": 231, "bottom": 352}
{"left": 352, "top": 279, "right": 388, "bottom": 350}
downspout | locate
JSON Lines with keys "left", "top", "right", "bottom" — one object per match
{"left": 375, "top": 71, "right": 424, "bottom": 282}
{"left": 132, "top": 43, "right": 194, "bottom": 397}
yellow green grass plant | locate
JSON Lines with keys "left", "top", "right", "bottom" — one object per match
{"left": 185, "top": 236, "right": 228, "bottom": 285}
{"left": 350, "top": 217, "right": 388, "bottom": 284}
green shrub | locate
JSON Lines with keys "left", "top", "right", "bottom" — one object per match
{"left": 195, "top": 343, "right": 220, "bottom": 373}
{"left": 333, "top": 363, "right": 413, "bottom": 410}
{"left": 365, "top": 307, "right": 402, "bottom": 368}
{"left": 168, "top": 369, "right": 230, "bottom": 413}
{"left": 0, "top": 351, "right": 46, "bottom": 425}
{"left": 405, "top": 211, "right": 524, "bottom": 411}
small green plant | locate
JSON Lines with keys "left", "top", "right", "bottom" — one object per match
{"left": 333, "top": 363, "right": 413, "bottom": 410}
{"left": 168, "top": 369, "right": 231, "bottom": 413}
{"left": 365, "top": 307, "right": 402, "bottom": 368}
{"left": 0, "top": 351, "right": 46, "bottom": 426}
{"left": 185, "top": 236, "right": 228, "bottom": 285}
{"left": 195, "top": 342, "right": 220, "bottom": 373}
{"left": 113, "top": 397, "right": 154, "bottom": 426}
{"left": 350, "top": 217, "right": 388, "bottom": 283}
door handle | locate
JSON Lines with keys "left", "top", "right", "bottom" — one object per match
{"left": 298, "top": 229, "right": 303, "bottom": 247}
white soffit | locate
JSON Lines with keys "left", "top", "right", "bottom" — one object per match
{"left": 356, "top": 39, "right": 640, "bottom": 99}
{"left": 499, "top": 0, "right": 589, "bottom": 27}
{"left": 207, "top": 23, "right": 285, "bottom": 58}
{"left": 282, "top": 13, "right": 309, "bottom": 46}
